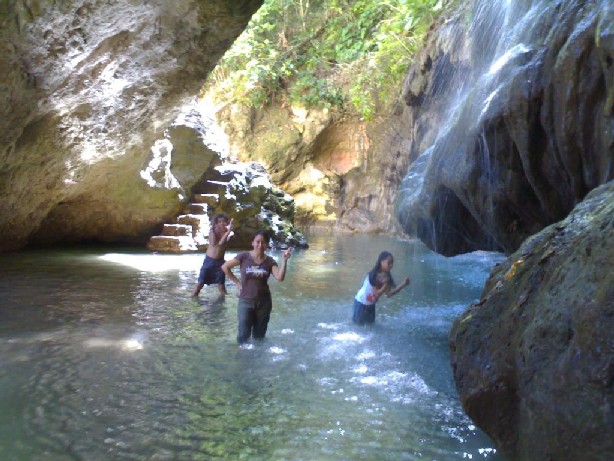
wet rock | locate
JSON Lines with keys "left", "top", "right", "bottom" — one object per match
{"left": 396, "top": 0, "right": 614, "bottom": 256}
{"left": 449, "top": 180, "right": 614, "bottom": 461}
{"left": 208, "top": 161, "right": 308, "bottom": 249}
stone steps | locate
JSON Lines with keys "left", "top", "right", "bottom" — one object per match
{"left": 187, "top": 203, "right": 208, "bottom": 214}
{"left": 193, "top": 193, "right": 219, "bottom": 205}
{"left": 147, "top": 193, "right": 218, "bottom": 253}
{"left": 161, "top": 223, "right": 192, "bottom": 237}
{"left": 146, "top": 235, "right": 198, "bottom": 253}
{"left": 176, "top": 213, "right": 209, "bottom": 228}
{"left": 197, "top": 180, "right": 232, "bottom": 195}
{"left": 206, "top": 180, "right": 231, "bottom": 187}
{"left": 146, "top": 175, "right": 232, "bottom": 252}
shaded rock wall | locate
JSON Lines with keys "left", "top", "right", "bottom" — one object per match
{"left": 449, "top": 180, "right": 614, "bottom": 461}
{"left": 395, "top": 0, "right": 614, "bottom": 256}
{"left": 0, "top": 0, "right": 262, "bottom": 251}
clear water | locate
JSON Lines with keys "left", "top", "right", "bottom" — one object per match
{"left": 0, "top": 233, "right": 505, "bottom": 461}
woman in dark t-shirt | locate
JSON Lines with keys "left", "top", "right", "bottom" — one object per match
{"left": 222, "top": 230, "right": 292, "bottom": 344}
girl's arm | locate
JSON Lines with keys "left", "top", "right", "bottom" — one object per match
{"left": 271, "top": 248, "right": 292, "bottom": 281}
{"left": 373, "top": 281, "right": 389, "bottom": 300}
{"left": 222, "top": 258, "right": 242, "bottom": 291}
{"left": 388, "top": 277, "right": 410, "bottom": 297}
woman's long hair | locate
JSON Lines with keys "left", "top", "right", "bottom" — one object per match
{"left": 253, "top": 230, "right": 271, "bottom": 244}
{"left": 368, "top": 251, "right": 395, "bottom": 287}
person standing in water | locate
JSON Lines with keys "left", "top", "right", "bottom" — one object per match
{"left": 222, "top": 230, "right": 292, "bottom": 344}
{"left": 192, "top": 213, "right": 234, "bottom": 297}
{"left": 353, "top": 250, "right": 410, "bottom": 325}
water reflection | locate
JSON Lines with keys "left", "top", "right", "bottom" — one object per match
{"left": 0, "top": 235, "right": 505, "bottom": 460}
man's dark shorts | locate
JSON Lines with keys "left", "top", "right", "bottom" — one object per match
{"left": 198, "top": 256, "right": 226, "bottom": 285}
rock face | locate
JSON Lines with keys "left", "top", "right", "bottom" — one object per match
{"left": 0, "top": 0, "right": 262, "bottom": 251}
{"left": 216, "top": 101, "right": 412, "bottom": 235}
{"left": 397, "top": 2, "right": 614, "bottom": 459}
{"left": 395, "top": 0, "right": 614, "bottom": 256}
{"left": 449, "top": 180, "right": 614, "bottom": 461}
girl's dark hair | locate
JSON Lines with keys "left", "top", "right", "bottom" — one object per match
{"left": 253, "top": 230, "right": 271, "bottom": 244}
{"left": 368, "top": 251, "right": 395, "bottom": 286}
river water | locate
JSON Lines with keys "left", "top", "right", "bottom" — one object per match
{"left": 0, "top": 233, "right": 505, "bottom": 461}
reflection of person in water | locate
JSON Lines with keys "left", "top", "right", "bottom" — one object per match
{"left": 222, "top": 230, "right": 292, "bottom": 344}
{"left": 195, "top": 294, "right": 226, "bottom": 325}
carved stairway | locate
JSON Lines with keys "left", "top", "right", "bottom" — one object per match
{"left": 146, "top": 161, "right": 308, "bottom": 253}
{"left": 146, "top": 170, "right": 234, "bottom": 253}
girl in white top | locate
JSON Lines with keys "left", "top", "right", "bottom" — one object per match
{"left": 353, "top": 251, "right": 410, "bottom": 325}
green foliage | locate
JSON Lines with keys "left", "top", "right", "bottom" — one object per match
{"left": 206, "top": 0, "right": 453, "bottom": 119}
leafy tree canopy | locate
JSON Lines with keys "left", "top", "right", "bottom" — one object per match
{"left": 205, "top": 0, "right": 453, "bottom": 120}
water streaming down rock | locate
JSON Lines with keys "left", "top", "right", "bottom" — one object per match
{"left": 404, "top": 2, "right": 614, "bottom": 460}
{"left": 395, "top": 0, "right": 614, "bottom": 256}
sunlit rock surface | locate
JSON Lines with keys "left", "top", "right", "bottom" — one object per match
{"left": 0, "top": 0, "right": 262, "bottom": 251}
{"left": 449, "top": 180, "right": 614, "bottom": 461}
{"left": 396, "top": 0, "right": 614, "bottom": 256}
{"left": 215, "top": 100, "right": 412, "bottom": 234}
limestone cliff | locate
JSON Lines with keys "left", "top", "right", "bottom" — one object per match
{"left": 0, "top": 0, "right": 262, "bottom": 251}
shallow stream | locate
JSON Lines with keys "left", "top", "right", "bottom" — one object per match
{"left": 0, "top": 233, "right": 505, "bottom": 460}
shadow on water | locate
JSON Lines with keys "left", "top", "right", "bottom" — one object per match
{"left": 0, "top": 235, "right": 505, "bottom": 460}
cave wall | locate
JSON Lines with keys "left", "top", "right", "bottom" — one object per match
{"left": 0, "top": 0, "right": 262, "bottom": 251}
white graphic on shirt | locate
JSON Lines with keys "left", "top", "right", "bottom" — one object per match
{"left": 246, "top": 265, "right": 268, "bottom": 278}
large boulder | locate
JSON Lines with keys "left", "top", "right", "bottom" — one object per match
{"left": 0, "top": 0, "right": 262, "bottom": 251}
{"left": 449, "top": 180, "right": 614, "bottom": 461}
{"left": 395, "top": 0, "right": 614, "bottom": 256}
{"left": 209, "top": 162, "right": 308, "bottom": 249}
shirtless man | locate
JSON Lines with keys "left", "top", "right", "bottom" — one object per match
{"left": 192, "top": 214, "right": 234, "bottom": 296}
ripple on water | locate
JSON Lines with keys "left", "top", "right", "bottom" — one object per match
{"left": 0, "top": 237, "right": 503, "bottom": 461}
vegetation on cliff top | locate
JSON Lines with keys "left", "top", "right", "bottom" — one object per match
{"left": 204, "top": 0, "right": 454, "bottom": 120}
